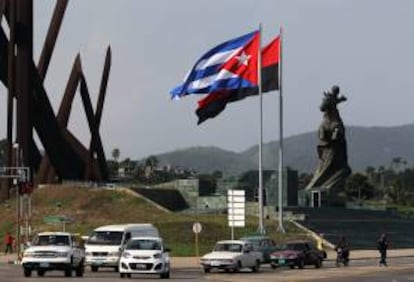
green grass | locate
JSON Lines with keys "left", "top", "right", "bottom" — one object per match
{"left": 0, "top": 185, "right": 310, "bottom": 256}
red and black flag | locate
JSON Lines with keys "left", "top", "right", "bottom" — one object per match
{"left": 196, "top": 35, "right": 280, "bottom": 125}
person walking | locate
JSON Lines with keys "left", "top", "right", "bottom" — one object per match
{"left": 4, "top": 231, "right": 14, "bottom": 254}
{"left": 377, "top": 233, "right": 388, "bottom": 266}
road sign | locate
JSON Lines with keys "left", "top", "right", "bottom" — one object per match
{"left": 192, "top": 222, "right": 202, "bottom": 234}
{"left": 227, "top": 190, "right": 245, "bottom": 230}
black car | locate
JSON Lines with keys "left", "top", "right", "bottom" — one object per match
{"left": 269, "top": 241, "right": 324, "bottom": 269}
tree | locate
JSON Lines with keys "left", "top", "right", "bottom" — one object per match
{"left": 365, "top": 166, "right": 375, "bottom": 184}
{"left": 111, "top": 148, "right": 120, "bottom": 162}
{"left": 145, "top": 156, "right": 159, "bottom": 169}
{"left": 212, "top": 170, "right": 223, "bottom": 179}
{"left": 345, "top": 173, "right": 374, "bottom": 201}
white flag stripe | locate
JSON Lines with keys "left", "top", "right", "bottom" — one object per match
{"left": 195, "top": 48, "right": 241, "bottom": 70}
{"left": 189, "top": 69, "right": 236, "bottom": 90}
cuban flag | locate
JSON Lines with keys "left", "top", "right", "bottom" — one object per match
{"left": 195, "top": 35, "right": 281, "bottom": 125}
{"left": 170, "top": 30, "right": 260, "bottom": 99}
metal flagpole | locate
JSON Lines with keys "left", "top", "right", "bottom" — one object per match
{"left": 277, "top": 26, "right": 285, "bottom": 232}
{"left": 258, "top": 24, "right": 265, "bottom": 235}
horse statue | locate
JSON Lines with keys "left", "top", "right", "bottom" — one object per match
{"left": 306, "top": 85, "right": 352, "bottom": 195}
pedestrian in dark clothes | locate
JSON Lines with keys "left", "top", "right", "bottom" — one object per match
{"left": 377, "top": 233, "right": 388, "bottom": 266}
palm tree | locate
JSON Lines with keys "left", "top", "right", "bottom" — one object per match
{"left": 111, "top": 148, "right": 120, "bottom": 162}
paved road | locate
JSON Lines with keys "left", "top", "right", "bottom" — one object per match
{"left": 2, "top": 256, "right": 414, "bottom": 282}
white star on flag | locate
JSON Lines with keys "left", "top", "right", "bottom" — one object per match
{"left": 235, "top": 51, "right": 251, "bottom": 66}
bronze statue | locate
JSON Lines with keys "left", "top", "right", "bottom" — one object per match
{"left": 306, "top": 85, "right": 351, "bottom": 195}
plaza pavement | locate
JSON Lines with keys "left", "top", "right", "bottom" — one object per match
{"left": 1, "top": 249, "right": 414, "bottom": 267}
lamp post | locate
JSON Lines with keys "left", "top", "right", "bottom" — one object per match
{"left": 13, "top": 143, "right": 21, "bottom": 260}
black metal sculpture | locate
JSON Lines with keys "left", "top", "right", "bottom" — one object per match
{"left": 0, "top": 0, "right": 111, "bottom": 199}
{"left": 306, "top": 85, "right": 351, "bottom": 194}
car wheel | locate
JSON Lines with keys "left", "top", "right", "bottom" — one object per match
{"left": 64, "top": 259, "right": 73, "bottom": 277}
{"left": 120, "top": 273, "right": 125, "bottom": 278}
{"left": 297, "top": 259, "right": 305, "bottom": 269}
{"left": 126, "top": 273, "right": 131, "bottom": 278}
{"left": 64, "top": 267, "right": 72, "bottom": 277}
{"left": 203, "top": 267, "right": 211, "bottom": 273}
{"left": 23, "top": 268, "right": 32, "bottom": 277}
{"left": 289, "top": 265, "right": 295, "bottom": 269}
{"left": 114, "top": 266, "right": 119, "bottom": 272}
{"left": 234, "top": 261, "right": 242, "bottom": 272}
{"left": 75, "top": 261, "right": 84, "bottom": 277}
{"left": 160, "top": 271, "right": 170, "bottom": 279}
{"left": 91, "top": 265, "right": 99, "bottom": 272}
{"left": 251, "top": 260, "right": 260, "bottom": 273}
{"left": 315, "top": 258, "right": 322, "bottom": 268}
{"left": 37, "top": 269, "right": 45, "bottom": 277}
{"left": 270, "top": 263, "right": 278, "bottom": 269}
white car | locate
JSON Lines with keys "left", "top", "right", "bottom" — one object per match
{"left": 85, "top": 224, "right": 159, "bottom": 272}
{"left": 200, "top": 240, "right": 262, "bottom": 273}
{"left": 119, "top": 236, "right": 170, "bottom": 279}
{"left": 21, "top": 232, "right": 85, "bottom": 277}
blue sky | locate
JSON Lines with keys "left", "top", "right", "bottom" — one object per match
{"left": 1, "top": 0, "right": 413, "bottom": 160}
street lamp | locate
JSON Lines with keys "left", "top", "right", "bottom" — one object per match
{"left": 13, "top": 143, "right": 21, "bottom": 259}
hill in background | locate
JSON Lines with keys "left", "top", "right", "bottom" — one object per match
{"left": 0, "top": 185, "right": 304, "bottom": 256}
{"left": 150, "top": 124, "right": 414, "bottom": 175}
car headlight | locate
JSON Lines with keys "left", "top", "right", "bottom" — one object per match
{"left": 122, "top": 252, "right": 131, "bottom": 258}
{"left": 23, "top": 252, "right": 35, "bottom": 258}
{"left": 153, "top": 253, "right": 162, "bottom": 259}
{"left": 56, "top": 252, "right": 69, "bottom": 257}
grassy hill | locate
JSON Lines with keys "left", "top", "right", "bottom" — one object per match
{"left": 0, "top": 185, "right": 307, "bottom": 256}
{"left": 152, "top": 124, "right": 414, "bottom": 174}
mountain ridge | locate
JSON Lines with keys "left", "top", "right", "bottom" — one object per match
{"left": 149, "top": 124, "right": 414, "bottom": 174}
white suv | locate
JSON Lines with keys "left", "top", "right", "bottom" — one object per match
{"left": 119, "top": 237, "right": 170, "bottom": 279}
{"left": 21, "top": 232, "right": 85, "bottom": 277}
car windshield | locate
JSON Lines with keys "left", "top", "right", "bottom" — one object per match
{"left": 86, "top": 231, "right": 123, "bottom": 245}
{"left": 241, "top": 237, "right": 262, "bottom": 249}
{"left": 126, "top": 239, "right": 161, "bottom": 250}
{"left": 32, "top": 235, "right": 70, "bottom": 246}
{"left": 276, "top": 243, "right": 305, "bottom": 251}
{"left": 213, "top": 243, "right": 242, "bottom": 252}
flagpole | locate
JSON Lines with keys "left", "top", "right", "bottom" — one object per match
{"left": 277, "top": 26, "right": 285, "bottom": 232}
{"left": 258, "top": 24, "right": 265, "bottom": 235}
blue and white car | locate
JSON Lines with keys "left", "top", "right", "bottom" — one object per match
{"left": 119, "top": 236, "right": 170, "bottom": 279}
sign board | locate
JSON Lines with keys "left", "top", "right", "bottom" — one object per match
{"left": 43, "top": 215, "right": 73, "bottom": 224}
{"left": 227, "top": 190, "right": 245, "bottom": 227}
{"left": 192, "top": 222, "right": 202, "bottom": 234}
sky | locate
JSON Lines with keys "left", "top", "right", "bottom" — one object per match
{"left": 0, "top": 0, "right": 413, "bottom": 161}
